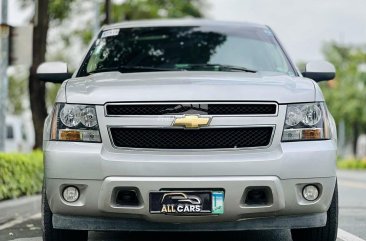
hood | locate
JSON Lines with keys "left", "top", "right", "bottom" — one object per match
{"left": 65, "top": 71, "right": 316, "bottom": 104}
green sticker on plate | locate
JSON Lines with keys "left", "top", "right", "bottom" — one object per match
{"left": 212, "top": 191, "right": 224, "bottom": 214}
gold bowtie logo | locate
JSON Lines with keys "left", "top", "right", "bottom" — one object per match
{"left": 173, "top": 115, "right": 211, "bottom": 129}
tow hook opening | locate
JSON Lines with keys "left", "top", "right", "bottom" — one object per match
{"left": 114, "top": 188, "right": 141, "bottom": 207}
{"left": 243, "top": 186, "right": 273, "bottom": 206}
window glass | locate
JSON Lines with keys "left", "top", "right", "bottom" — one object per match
{"left": 6, "top": 125, "right": 14, "bottom": 139}
{"left": 78, "top": 26, "right": 295, "bottom": 76}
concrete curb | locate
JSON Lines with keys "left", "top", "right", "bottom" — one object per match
{"left": 0, "top": 195, "right": 41, "bottom": 225}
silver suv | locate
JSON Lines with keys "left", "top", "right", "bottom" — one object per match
{"left": 38, "top": 20, "right": 338, "bottom": 241}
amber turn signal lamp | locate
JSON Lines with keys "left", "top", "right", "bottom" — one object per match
{"left": 302, "top": 129, "right": 322, "bottom": 140}
{"left": 59, "top": 130, "right": 81, "bottom": 141}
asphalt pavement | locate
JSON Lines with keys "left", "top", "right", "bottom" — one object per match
{"left": 1, "top": 170, "right": 365, "bottom": 241}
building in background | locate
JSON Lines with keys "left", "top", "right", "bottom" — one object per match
{"left": 5, "top": 114, "right": 34, "bottom": 152}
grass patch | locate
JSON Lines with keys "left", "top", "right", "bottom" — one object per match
{"left": 0, "top": 151, "right": 43, "bottom": 200}
{"left": 337, "top": 159, "right": 366, "bottom": 170}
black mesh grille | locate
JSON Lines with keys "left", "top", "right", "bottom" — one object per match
{"left": 110, "top": 127, "right": 273, "bottom": 149}
{"left": 106, "top": 104, "right": 277, "bottom": 116}
{"left": 207, "top": 104, "right": 276, "bottom": 115}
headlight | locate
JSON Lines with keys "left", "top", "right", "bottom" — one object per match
{"left": 285, "top": 106, "right": 302, "bottom": 126}
{"left": 50, "top": 103, "right": 101, "bottom": 142}
{"left": 282, "top": 102, "right": 331, "bottom": 141}
{"left": 80, "top": 107, "right": 98, "bottom": 127}
{"left": 59, "top": 105, "right": 82, "bottom": 127}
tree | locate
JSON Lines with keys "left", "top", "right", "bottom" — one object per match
{"left": 320, "top": 42, "right": 366, "bottom": 154}
{"left": 104, "top": 0, "right": 112, "bottom": 25}
{"left": 20, "top": 0, "right": 73, "bottom": 148}
{"left": 20, "top": 0, "right": 205, "bottom": 149}
{"left": 111, "top": 0, "right": 204, "bottom": 21}
{"left": 29, "top": 0, "right": 49, "bottom": 150}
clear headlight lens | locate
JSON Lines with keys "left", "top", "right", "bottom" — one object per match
{"left": 302, "top": 104, "right": 322, "bottom": 126}
{"left": 50, "top": 103, "right": 101, "bottom": 143}
{"left": 80, "top": 107, "right": 98, "bottom": 127}
{"left": 60, "top": 105, "right": 82, "bottom": 127}
{"left": 282, "top": 102, "right": 331, "bottom": 142}
{"left": 285, "top": 106, "right": 303, "bottom": 126}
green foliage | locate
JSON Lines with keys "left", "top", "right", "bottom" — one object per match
{"left": 46, "top": 83, "right": 61, "bottom": 107}
{"left": 76, "top": 29, "right": 94, "bottom": 46}
{"left": 0, "top": 151, "right": 43, "bottom": 200}
{"left": 7, "top": 74, "right": 61, "bottom": 112}
{"left": 320, "top": 43, "right": 366, "bottom": 137}
{"left": 111, "top": 0, "right": 204, "bottom": 22}
{"left": 337, "top": 159, "right": 366, "bottom": 170}
{"left": 7, "top": 72, "right": 28, "bottom": 115}
{"left": 48, "top": 0, "right": 74, "bottom": 21}
{"left": 19, "top": 0, "right": 74, "bottom": 21}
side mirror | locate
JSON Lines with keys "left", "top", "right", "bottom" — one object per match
{"left": 36, "top": 62, "right": 72, "bottom": 83}
{"left": 302, "top": 61, "right": 336, "bottom": 82}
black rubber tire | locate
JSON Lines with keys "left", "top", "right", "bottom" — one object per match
{"left": 291, "top": 182, "right": 338, "bottom": 241}
{"left": 42, "top": 183, "right": 88, "bottom": 241}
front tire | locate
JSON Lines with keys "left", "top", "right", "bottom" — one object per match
{"left": 291, "top": 182, "right": 338, "bottom": 241}
{"left": 42, "top": 183, "right": 88, "bottom": 241}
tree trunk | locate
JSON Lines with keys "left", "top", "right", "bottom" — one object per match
{"left": 104, "top": 0, "right": 111, "bottom": 24}
{"left": 29, "top": 0, "right": 49, "bottom": 149}
{"left": 353, "top": 123, "right": 360, "bottom": 156}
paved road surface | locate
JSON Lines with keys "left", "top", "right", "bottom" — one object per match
{"left": 1, "top": 170, "right": 365, "bottom": 241}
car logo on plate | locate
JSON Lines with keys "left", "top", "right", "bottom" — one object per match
{"left": 172, "top": 115, "right": 211, "bottom": 129}
{"left": 161, "top": 193, "right": 202, "bottom": 205}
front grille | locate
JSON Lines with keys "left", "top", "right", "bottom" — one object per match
{"left": 106, "top": 103, "right": 277, "bottom": 116}
{"left": 110, "top": 127, "right": 273, "bottom": 149}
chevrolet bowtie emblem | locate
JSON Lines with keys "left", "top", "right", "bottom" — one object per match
{"left": 173, "top": 115, "right": 211, "bottom": 129}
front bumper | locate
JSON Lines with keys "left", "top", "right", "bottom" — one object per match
{"left": 46, "top": 176, "right": 336, "bottom": 225}
{"left": 44, "top": 139, "right": 337, "bottom": 229}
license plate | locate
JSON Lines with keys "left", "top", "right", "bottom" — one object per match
{"left": 149, "top": 191, "right": 224, "bottom": 215}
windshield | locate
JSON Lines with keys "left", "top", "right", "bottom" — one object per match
{"left": 77, "top": 25, "right": 296, "bottom": 77}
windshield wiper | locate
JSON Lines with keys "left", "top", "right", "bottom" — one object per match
{"left": 88, "top": 64, "right": 257, "bottom": 75}
{"left": 175, "top": 64, "right": 257, "bottom": 73}
{"left": 88, "top": 66, "right": 176, "bottom": 75}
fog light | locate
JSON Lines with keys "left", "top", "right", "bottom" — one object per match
{"left": 63, "top": 186, "right": 79, "bottom": 202}
{"left": 302, "top": 185, "right": 319, "bottom": 201}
